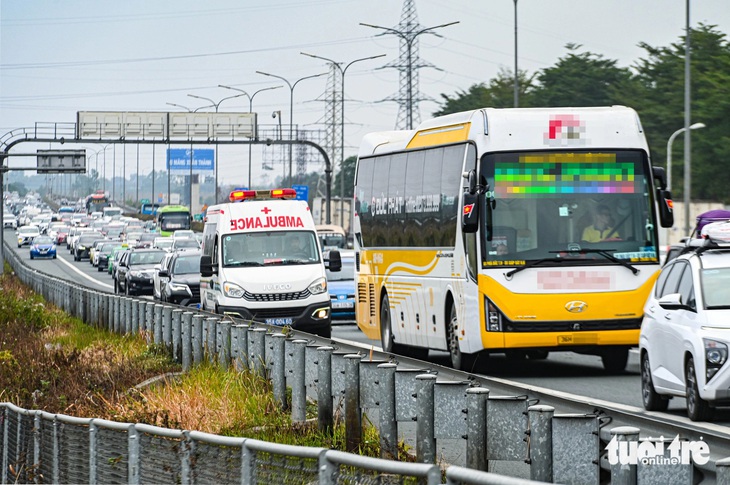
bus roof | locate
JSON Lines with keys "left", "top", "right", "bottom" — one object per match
{"left": 358, "top": 106, "right": 647, "bottom": 157}
{"left": 157, "top": 205, "right": 190, "bottom": 213}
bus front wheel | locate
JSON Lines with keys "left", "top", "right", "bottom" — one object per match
{"left": 380, "top": 294, "right": 403, "bottom": 355}
{"left": 447, "top": 304, "right": 480, "bottom": 372}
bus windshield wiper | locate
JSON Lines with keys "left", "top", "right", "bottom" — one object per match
{"left": 549, "top": 248, "right": 639, "bottom": 275}
{"left": 505, "top": 257, "right": 569, "bottom": 279}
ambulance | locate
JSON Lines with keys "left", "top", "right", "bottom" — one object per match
{"left": 200, "top": 188, "right": 341, "bottom": 338}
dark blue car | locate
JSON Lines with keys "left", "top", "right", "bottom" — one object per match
{"left": 29, "top": 235, "right": 57, "bottom": 260}
{"left": 327, "top": 252, "right": 355, "bottom": 320}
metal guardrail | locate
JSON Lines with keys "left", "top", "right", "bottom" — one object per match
{"left": 2, "top": 239, "right": 730, "bottom": 484}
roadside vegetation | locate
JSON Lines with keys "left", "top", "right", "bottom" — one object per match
{"left": 0, "top": 266, "right": 410, "bottom": 459}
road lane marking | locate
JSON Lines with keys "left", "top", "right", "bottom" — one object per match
{"left": 56, "top": 256, "right": 113, "bottom": 290}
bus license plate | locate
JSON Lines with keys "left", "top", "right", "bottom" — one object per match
{"left": 266, "top": 318, "right": 293, "bottom": 326}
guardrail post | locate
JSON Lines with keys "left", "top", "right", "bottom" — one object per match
{"left": 377, "top": 362, "right": 398, "bottom": 460}
{"left": 466, "top": 387, "right": 490, "bottom": 471}
{"left": 291, "top": 339, "right": 308, "bottom": 423}
{"left": 218, "top": 319, "right": 231, "bottom": 368}
{"left": 344, "top": 354, "right": 362, "bottom": 453}
{"left": 162, "top": 306, "right": 173, "bottom": 348}
{"left": 317, "top": 346, "right": 335, "bottom": 434}
{"left": 528, "top": 404, "right": 554, "bottom": 482}
{"left": 114, "top": 295, "right": 122, "bottom": 333}
{"left": 416, "top": 373, "right": 437, "bottom": 464}
{"left": 120, "top": 297, "right": 129, "bottom": 334}
{"left": 89, "top": 420, "right": 97, "bottom": 484}
{"left": 145, "top": 302, "right": 155, "bottom": 341}
{"left": 610, "top": 426, "right": 640, "bottom": 485}
{"left": 154, "top": 304, "right": 164, "bottom": 344}
{"left": 192, "top": 314, "right": 205, "bottom": 365}
{"left": 172, "top": 309, "right": 183, "bottom": 361}
{"left": 205, "top": 317, "right": 218, "bottom": 363}
{"left": 128, "top": 425, "right": 139, "bottom": 485}
{"left": 231, "top": 324, "right": 249, "bottom": 371}
{"left": 131, "top": 300, "right": 140, "bottom": 334}
{"left": 717, "top": 457, "right": 730, "bottom": 485}
{"left": 181, "top": 312, "right": 193, "bottom": 371}
{"left": 250, "top": 328, "right": 267, "bottom": 377}
{"left": 271, "top": 334, "right": 287, "bottom": 408}
{"left": 107, "top": 294, "right": 114, "bottom": 331}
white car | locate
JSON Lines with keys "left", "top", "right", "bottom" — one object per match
{"left": 640, "top": 222, "right": 730, "bottom": 421}
{"left": 3, "top": 214, "right": 18, "bottom": 229}
{"left": 153, "top": 251, "right": 175, "bottom": 300}
{"left": 16, "top": 225, "right": 40, "bottom": 247}
{"left": 172, "top": 229, "right": 195, "bottom": 240}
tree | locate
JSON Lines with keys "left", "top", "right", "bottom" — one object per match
{"left": 529, "top": 43, "right": 638, "bottom": 107}
{"left": 631, "top": 24, "right": 730, "bottom": 203}
{"left": 433, "top": 69, "right": 535, "bottom": 116}
{"left": 333, "top": 155, "right": 357, "bottom": 199}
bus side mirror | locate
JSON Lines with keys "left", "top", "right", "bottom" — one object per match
{"left": 652, "top": 166, "right": 668, "bottom": 191}
{"left": 462, "top": 191, "right": 479, "bottom": 233}
{"left": 200, "top": 255, "right": 217, "bottom": 277}
{"left": 657, "top": 189, "right": 674, "bottom": 228}
{"left": 324, "top": 250, "right": 342, "bottom": 272}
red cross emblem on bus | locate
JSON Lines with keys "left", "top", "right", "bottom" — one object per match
{"left": 261, "top": 207, "right": 272, "bottom": 214}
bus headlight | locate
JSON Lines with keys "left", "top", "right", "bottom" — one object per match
{"left": 223, "top": 281, "right": 245, "bottom": 298}
{"left": 485, "top": 297, "right": 504, "bottom": 332}
{"left": 308, "top": 277, "right": 327, "bottom": 295}
{"left": 704, "top": 338, "right": 728, "bottom": 381}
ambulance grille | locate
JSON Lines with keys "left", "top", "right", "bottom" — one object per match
{"left": 243, "top": 289, "right": 311, "bottom": 302}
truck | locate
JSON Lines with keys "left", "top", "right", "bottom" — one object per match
{"left": 200, "top": 188, "right": 341, "bottom": 338}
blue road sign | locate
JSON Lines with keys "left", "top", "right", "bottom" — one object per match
{"left": 167, "top": 148, "right": 215, "bottom": 171}
{"left": 292, "top": 184, "right": 309, "bottom": 202}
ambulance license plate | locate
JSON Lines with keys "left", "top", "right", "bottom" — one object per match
{"left": 266, "top": 318, "right": 293, "bottom": 326}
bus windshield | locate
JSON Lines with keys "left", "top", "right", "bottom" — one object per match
{"left": 480, "top": 150, "right": 659, "bottom": 265}
{"left": 159, "top": 213, "right": 191, "bottom": 232}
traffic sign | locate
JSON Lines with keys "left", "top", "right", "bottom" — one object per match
{"left": 292, "top": 184, "right": 309, "bottom": 202}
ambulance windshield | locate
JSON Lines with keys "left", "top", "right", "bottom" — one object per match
{"left": 222, "top": 231, "right": 320, "bottom": 267}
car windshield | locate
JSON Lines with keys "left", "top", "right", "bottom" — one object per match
{"left": 174, "top": 239, "right": 199, "bottom": 249}
{"left": 327, "top": 258, "right": 354, "bottom": 281}
{"left": 129, "top": 251, "right": 165, "bottom": 265}
{"left": 33, "top": 236, "right": 53, "bottom": 245}
{"left": 19, "top": 227, "right": 39, "bottom": 235}
{"left": 173, "top": 255, "right": 201, "bottom": 274}
{"left": 702, "top": 268, "right": 730, "bottom": 309}
{"left": 222, "top": 231, "right": 320, "bottom": 267}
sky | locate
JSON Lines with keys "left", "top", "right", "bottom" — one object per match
{"left": 2, "top": 0, "right": 729, "bottom": 192}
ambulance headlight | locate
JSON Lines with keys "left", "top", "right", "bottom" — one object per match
{"left": 308, "top": 277, "right": 327, "bottom": 295}
{"left": 223, "top": 281, "right": 245, "bottom": 298}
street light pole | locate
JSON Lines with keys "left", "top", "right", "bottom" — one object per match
{"left": 256, "top": 70, "right": 328, "bottom": 183}
{"left": 666, "top": 122, "right": 705, "bottom": 241}
{"left": 360, "top": 21, "right": 458, "bottom": 129}
{"left": 301, "top": 52, "right": 385, "bottom": 230}
{"left": 219, "top": 84, "right": 283, "bottom": 188}
{"left": 683, "top": 0, "right": 693, "bottom": 237}
{"left": 188, "top": 92, "right": 246, "bottom": 203}
{"left": 513, "top": 0, "right": 519, "bottom": 108}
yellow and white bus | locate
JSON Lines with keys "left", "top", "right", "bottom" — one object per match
{"left": 353, "top": 106, "right": 674, "bottom": 372}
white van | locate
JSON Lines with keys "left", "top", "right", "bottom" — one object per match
{"left": 200, "top": 189, "right": 341, "bottom": 338}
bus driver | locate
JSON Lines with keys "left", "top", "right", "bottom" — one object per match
{"left": 581, "top": 204, "right": 620, "bottom": 242}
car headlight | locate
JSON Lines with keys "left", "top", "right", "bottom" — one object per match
{"left": 223, "top": 281, "right": 245, "bottom": 298}
{"left": 78, "top": 246, "right": 86, "bottom": 250}
{"left": 308, "top": 277, "right": 327, "bottom": 295}
{"left": 129, "top": 270, "right": 143, "bottom": 278}
{"left": 168, "top": 282, "right": 189, "bottom": 292}
{"left": 704, "top": 338, "right": 728, "bottom": 381}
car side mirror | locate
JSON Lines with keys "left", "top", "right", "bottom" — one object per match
{"left": 658, "top": 292, "right": 693, "bottom": 312}
{"left": 200, "top": 255, "right": 217, "bottom": 277}
{"left": 324, "top": 250, "right": 342, "bottom": 272}
{"left": 158, "top": 269, "right": 169, "bottom": 278}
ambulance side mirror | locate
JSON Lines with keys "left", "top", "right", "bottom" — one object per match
{"left": 324, "top": 250, "right": 341, "bottom": 272}
{"left": 200, "top": 255, "right": 217, "bottom": 277}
